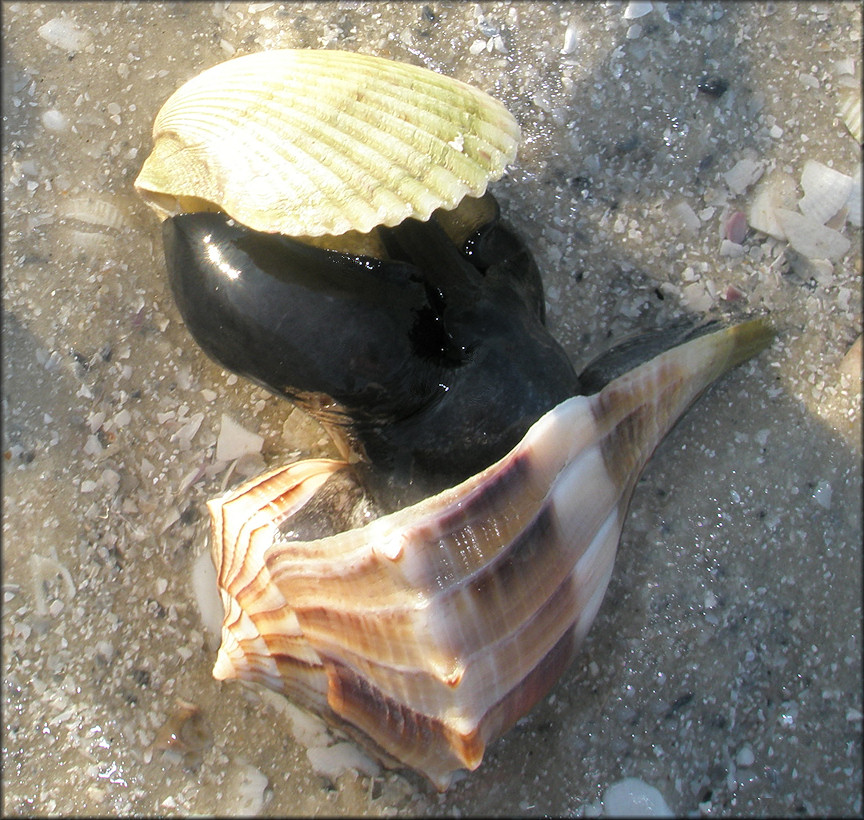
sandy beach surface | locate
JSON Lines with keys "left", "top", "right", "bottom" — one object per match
{"left": 3, "top": 2, "right": 861, "bottom": 816}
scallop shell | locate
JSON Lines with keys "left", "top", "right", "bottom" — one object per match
{"left": 208, "top": 318, "right": 772, "bottom": 790}
{"left": 134, "top": 49, "right": 521, "bottom": 237}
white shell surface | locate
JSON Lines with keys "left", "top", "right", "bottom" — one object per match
{"left": 747, "top": 172, "right": 798, "bottom": 239}
{"left": 774, "top": 207, "right": 851, "bottom": 260}
{"left": 135, "top": 49, "right": 521, "bottom": 236}
{"left": 798, "top": 160, "right": 854, "bottom": 225}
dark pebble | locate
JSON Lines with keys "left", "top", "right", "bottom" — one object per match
{"left": 698, "top": 77, "right": 729, "bottom": 98}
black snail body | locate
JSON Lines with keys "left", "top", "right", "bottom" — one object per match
{"left": 164, "top": 193, "right": 581, "bottom": 504}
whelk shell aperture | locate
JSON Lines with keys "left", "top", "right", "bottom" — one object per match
{"left": 208, "top": 320, "right": 773, "bottom": 791}
{"left": 134, "top": 49, "right": 521, "bottom": 237}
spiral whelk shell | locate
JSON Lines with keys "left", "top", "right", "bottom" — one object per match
{"left": 134, "top": 49, "right": 521, "bottom": 237}
{"left": 208, "top": 320, "right": 772, "bottom": 790}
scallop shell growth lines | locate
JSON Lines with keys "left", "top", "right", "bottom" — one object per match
{"left": 208, "top": 319, "right": 773, "bottom": 791}
{"left": 134, "top": 49, "right": 521, "bottom": 237}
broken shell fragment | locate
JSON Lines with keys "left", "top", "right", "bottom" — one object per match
{"left": 147, "top": 698, "right": 213, "bottom": 769}
{"left": 59, "top": 194, "right": 129, "bottom": 232}
{"left": 723, "top": 157, "right": 764, "bottom": 196}
{"left": 208, "top": 319, "right": 772, "bottom": 790}
{"left": 774, "top": 207, "right": 851, "bottom": 261}
{"left": 724, "top": 210, "right": 748, "bottom": 244}
{"left": 134, "top": 49, "right": 521, "bottom": 237}
{"left": 799, "top": 160, "right": 854, "bottom": 225}
{"left": 845, "top": 165, "right": 861, "bottom": 228}
{"left": 747, "top": 171, "right": 798, "bottom": 240}
{"left": 837, "top": 85, "right": 862, "bottom": 143}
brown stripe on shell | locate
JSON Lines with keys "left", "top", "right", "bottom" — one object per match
{"left": 396, "top": 447, "right": 545, "bottom": 584}
{"left": 209, "top": 459, "right": 346, "bottom": 589}
{"left": 590, "top": 353, "right": 691, "bottom": 492}
{"left": 268, "top": 478, "right": 623, "bottom": 734}
{"left": 287, "top": 603, "right": 435, "bottom": 672}
{"left": 430, "top": 442, "right": 620, "bottom": 660}
{"left": 473, "top": 609, "right": 580, "bottom": 759}
{"left": 324, "top": 657, "right": 486, "bottom": 788}
{"left": 424, "top": 505, "right": 573, "bottom": 663}
{"left": 280, "top": 503, "right": 568, "bottom": 678}
{"left": 585, "top": 322, "right": 771, "bottom": 492}
{"left": 261, "top": 444, "right": 596, "bottom": 681}
{"left": 320, "top": 538, "right": 590, "bottom": 727}
{"left": 266, "top": 446, "right": 546, "bottom": 596}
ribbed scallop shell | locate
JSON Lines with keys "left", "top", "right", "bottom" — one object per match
{"left": 134, "top": 49, "right": 521, "bottom": 237}
{"left": 208, "top": 319, "right": 772, "bottom": 790}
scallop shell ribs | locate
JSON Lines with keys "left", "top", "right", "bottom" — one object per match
{"left": 134, "top": 49, "right": 520, "bottom": 237}
{"left": 208, "top": 319, "right": 772, "bottom": 790}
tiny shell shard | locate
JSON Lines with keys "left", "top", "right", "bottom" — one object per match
{"left": 798, "top": 160, "right": 854, "bottom": 225}
{"left": 134, "top": 49, "right": 521, "bottom": 237}
{"left": 209, "top": 319, "right": 772, "bottom": 790}
{"left": 837, "top": 85, "right": 862, "bottom": 144}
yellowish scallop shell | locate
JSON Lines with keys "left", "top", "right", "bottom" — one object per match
{"left": 134, "top": 49, "right": 521, "bottom": 237}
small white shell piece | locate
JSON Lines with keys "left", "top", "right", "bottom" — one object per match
{"left": 798, "top": 160, "right": 854, "bottom": 225}
{"left": 135, "top": 49, "right": 521, "bottom": 237}
{"left": 844, "top": 164, "right": 861, "bottom": 228}
{"left": 747, "top": 160, "right": 857, "bottom": 258}
{"left": 747, "top": 172, "right": 797, "bottom": 240}
{"left": 774, "top": 208, "right": 851, "bottom": 261}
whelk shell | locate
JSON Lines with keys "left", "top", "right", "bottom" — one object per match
{"left": 209, "top": 319, "right": 772, "bottom": 790}
{"left": 134, "top": 49, "right": 520, "bottom": 237}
